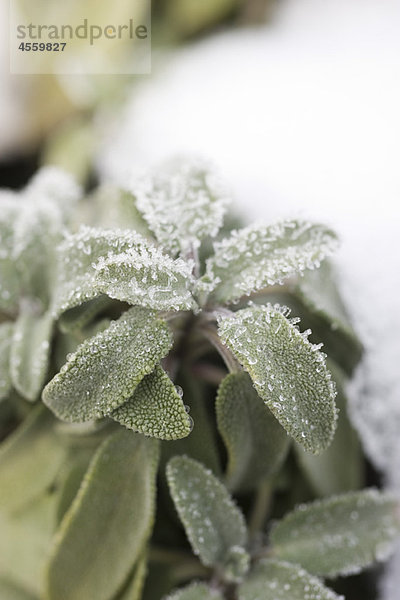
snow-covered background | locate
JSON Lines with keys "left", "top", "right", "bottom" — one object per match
{"left": 98, "top": 1, "right": 400, "bottom": 597}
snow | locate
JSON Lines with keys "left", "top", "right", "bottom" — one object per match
{"left": 97, "top": 2, "right": 400, "bottom": 597}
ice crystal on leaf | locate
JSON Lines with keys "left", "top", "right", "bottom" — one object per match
{"left": 42, "top": 307, "right": 173, "bottom": 422}
{"left": 202, "top": 220, "right": 338, "bottom": 305}
{"left": 130, "top": 158, "right": 229, "bottom": 256}
{"left": 218, "top": 304, "right": 337, "bottom": 454}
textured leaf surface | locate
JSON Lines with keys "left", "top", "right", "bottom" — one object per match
{"left": 0, "top": 407, "right": 66, "bottom": 512}
{"left": 165, "top": 583, "right": 224, "bottom": 600}
{"left": 271, "top": 489, "right": 400, "bottom": 577}
{"left": 203, "top": 220, "right": 337, "bottom": 304}
{"left": 216, "top": 372, "right": 289, "bottom": 491}
{"left": 43, "top": 307, "right": 173, "bottom": 422}
{"left": 58, "top": 295, "right": 112, "bottom": 333}
{"left": 237, "top": 560, "right": 342, "bottom": 600}
{"left": 294, "top": 361, "right": 362, "bottom": 496}
{"left": 218, "top": 305, "right": 337, "bottom": 453}
{"left": 46, "top": 431, "right": 159, "bottom": 600}
{"left": 10, "top": 310, "right": 53, "bottom": 401}
{"left": 111, "top": 365, "right": 192, "bottom": 440}
{"left": 167, "top": 456, "right": 248, "bottom": 581}
{"left": 116, "top": 554, "right": 147, "bottom": 600}
{"left": 0, "top": 322, "right": 13, "bottom": 401}
{"left": 0, "top": 194, "right": 19, "bottom": 313}
{"left": 52, "top": 226, "right": 196, "bottom": 316}
{"left": 132, "top": 158, "right": 229, "bottom": 256}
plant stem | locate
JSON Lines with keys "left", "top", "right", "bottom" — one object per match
{"left": 248, "top": 480, "right": 273, "bottom": 539}
{"left": 201, "top": 326, "right": 241, "bottom": 373}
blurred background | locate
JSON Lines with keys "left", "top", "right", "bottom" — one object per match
{"left": 1, "top": 1, "right": 400, "bottom": 598}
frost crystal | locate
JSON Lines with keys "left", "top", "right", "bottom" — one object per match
{"left": 130, "top": 158, "right": 229, "bottom": 256}
{"left": 218, "top": 304, "right": 337, "bottom": 454}
{"left": 203, "top": 220, "right": 338, "bottom": 305}
{"left": 52, "top": 226, "right": 197, "bottom": 316}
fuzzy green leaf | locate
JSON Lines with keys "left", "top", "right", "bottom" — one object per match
{"left": 10, "top": 310, "right": 53, "bottom": 401}
{"left": 0, "top": 322, "right": 13, "bottom": 401}
{"left": 58, "top": 295, "right": 112, "bottom": 334}
{"left": 0, "top": 406, "right": 67, "bottom": 513}
{"left": 132, "top": 158, "right": 229, "bottom": 256}
{"left": 46, "top": 431, "right": 159, "bottom": 600}
{"left": 43, "top": 307, "right": 173, "bottom": 422}
{"left": 165, "top": 583, "right": 224, "bottom": 600}
{"left": 116, "top": 554, "right": 147, "bottom": 600}
{"left": 89, "top": 184, "right": 151, "bottom": 235}
{"left": 294, "top": 361, "right": 362, "bottom": 496}
{"left": 52, "top": 226, "right": 196, "bottom": 316}
{"left": 218, "top": 305, "right": 337, "bottom": 454}
{"left": 216, "top": 372, "right": 290, "bottom": 492}
{"left": 203, "top": 220, "right": 337, "bottom": 305}
{"left": 271, "top": 489, "right": 400, "bottom": 577}
{"left": 111, "top": 365, "right": 192, "bottom": 440}
{"left": 167, "top": 456, "right": 249, "bottom": 582}
{"left": 237, "top": 560, "right": 342, "bottom": 600}
{"left": 0, "top": 194, "right": 19, "bottom": 314}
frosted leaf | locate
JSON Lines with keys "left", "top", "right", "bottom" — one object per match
{"left": 218, "top": 305, "right": 337, "bottom": 454}
{"left": 202, "top": 220, "right": 338, "bottom": 305}
{"left": 271, "top": 489, "right": 400, "bottom": 577}
{"left": 25, "top": 166, "right": 81, "bottom": 216}
{"left": 131, "top": 158, "right": 229, "bottom": 256}
{"left": 111, "top": 365, "right": 192, "bottom": 440}
{"left": 166, "top": 456, "right": 249, "bottom": 582}
{"left": 216, "top": 372, "right": 290, "bottom": 492}
{"left": 95, "top": 247, "right": 197, "bottom": 312}
{"left": 294, "top": 360, "right": 363, "bottom": 497}
{"left": 0, "top": 322, "right": 14, "bottom": 401}
{"left": 52, "top": 226, "right": 196, "bottom": 316}
{"left": 237, "top": 560, "right": 343, "bottom": 600}
{"left": 58, "top": 295, "right": 112, "bottom": 334}
{"left": 42, "top": 307, "right": 173, "bottom": 422}
{"left": 0, "top": 193, "right": 19, "bottom": 313}
{"left": 10, "top": 309, "right": 53, "bottom": 401}
{"left": 165, "top": 583, "right": 224, "bottom": 600}
{"left": 89, "top": 184, "right": 151, "bottom": 235}
{"left": 46, "top": 431, "right": 159, "bottom": 600}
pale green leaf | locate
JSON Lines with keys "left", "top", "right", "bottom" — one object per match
{"left": 0, "top": 491, "right": 58, "bottom": 597}
{"left": 237, "top": 560, "right": 342, "bottom": 600}
{"left": 0, "top": 322, "right": 13, "bottom": 401}
{"left": 294, "top": 361, "right": 363, "bottom": 496}
{"left": 132, "top": 158, "right": 229, "bottom": 256}
{"left": 46, "top": 431, "right": 159, "bottom": 600}
{"left": 58, "top": 295, "right": 112, "bottom": 334}
{"left": 0, "top": 406, "right": 67, "bottom": 513}
{"left": 218, "top": 305, "right": 337, "bottom": 453}
{"left": 111, "top": 365, "right": 192, "bottom": 440}
{"left": 271, "top": 489, "right": 400, "bottom": 577}
{"left": 89, "top": 184, "right": 151, "bottom": 235}
{"left": 10, "top": 309, "right": 53, "bottom": 401}
{"left": 0, "top": 193, "right": 19, "bottom": 314}
{"left": 52, "top": 226, "right": 196, "bottom": 316}
{"left": 167, "top": 456, "right": 249, "bottom": 582}
{"left": 203, "top": 220, "right": 337, "bottom": 305}
{"left": 165, "top": 582, "right": 224, "bottom": 600}
{"left": 43, "top": 307, "right": 173, "bottom": 422}
{"left": 117, "top": 554, "right": 148, "bottom": 600}
{"left": 0, "top": 579, "right": 37, "bottom": 600}
{"left": 216, "top": 372, "right": 290, "bottom": 492}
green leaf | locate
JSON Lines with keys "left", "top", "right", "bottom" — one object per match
{"left": 111, "top": 365, "right": 192, "bottom": 440}
{"left": 116, "top": 553, "right": 148, "bottom": 600}
{"left": 52, "top": 226, "right": 197, "bottom": 316}
{"left": 294, "top": 361, "right": 363, "bottom": 496}
{"left": 216, "top": 372, "right": 290, "bottom": 492}
{"left": 218, "top": 305, "right": 337, "bottom": 453}
{"left": 89, "top": 184, "right": 151, "bottom": 235}
{"left": 58, "top": 295, "right": 112, "bottom": 334}
{"left": 165, "top": 582, "right": 224, "bottom": 600}
{"left": 0, "top": 406, "right": 67, "bottom": 513}
{"left": 43, "top": 307, "right": 173, "bottom": 422}
{"left": 167, "top": 456, "right": 249, "bottom": 582}
{"left": 0, "top": 490, "right": 59, "bottom": 597}
{"left": 0, "top": 322, "right": 13, "bottom": 401}
{"left": 0, "top": 194, "right": 19, "bottom": 314}
{"left": 270, "top": 489, "right": 400, "bottom": 577}
{"left": 132, "top": 158, "right": 229, "bottom": 256}
{"left": 237, "top": 560, "right": 342, "bottom": 600}
{"left": 46, "top": 431, "right": 159, "bottom": 600}
{"left": 202, "top": 220, "right": 337, "bottom": 305}
{"left": 10, "top": 309, "right": 53, "bottom": 401}
{"left": 0, "top": 579, "right": 37, "bottom": 600}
